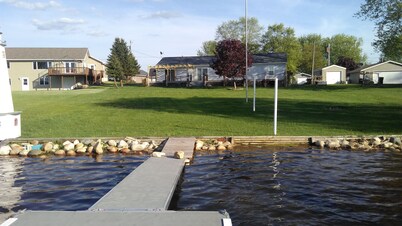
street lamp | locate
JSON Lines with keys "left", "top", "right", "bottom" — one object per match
{"left": 245, "top": 0, "right": 248, "bottom": 103}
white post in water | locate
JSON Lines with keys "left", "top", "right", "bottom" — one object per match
{"left": 0, "top": 32, "right": 21, "bottom": 141}
{"left": 253, "top": 76, "right": 256, "bottom": 112}
{"left": 274, "top": 77, "right": 278, "bottom": 136}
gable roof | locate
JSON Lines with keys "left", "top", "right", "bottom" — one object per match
{"left": 349, "top": 60, "right": 402, "bottom": 74}
{"left": 156, "top": 53, "right": 287, "bottom": 66}
{"left": 5, "top": 47, "right": 89, "bottom": 60}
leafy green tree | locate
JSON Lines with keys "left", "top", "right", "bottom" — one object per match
{"left": 197, "top": 40, "right": 217, "bottom": 56}
{"left": 324, "top": 34, "right": 367, "bottom": 65}
{"left": 215, "top": 17, "right": 263, "bottom": 53}
{"left": 106, "top": 54, "right": 123, "bottom": 88}
{"left": 107, "top": 37, "right": 140, "bottom": 87}
{"left": 261, "top": 23, "right": 301, "bottom": 75}
{"left": 356, "top": 0, "right": 402, "bottom": 61}
{"left": 211, "top": 39, "right": 253, "bottom": 89}
{"left": 298, "top": 34, "right": 327, "bottom": 74}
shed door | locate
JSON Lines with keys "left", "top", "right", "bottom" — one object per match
{"left": 326, "top": 72, "right": 341, "bottom": 84}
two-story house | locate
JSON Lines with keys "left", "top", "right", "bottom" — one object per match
{"left": 5, "top": 47, "right": 106, "bottom": 91}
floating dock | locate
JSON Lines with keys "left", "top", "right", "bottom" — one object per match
{"left": 2, "top": 137, "right": 232, "bottom": 226}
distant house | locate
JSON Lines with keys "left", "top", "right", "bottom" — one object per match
{"left": 293, "top": 72, "right": 312, "bottom": 85}
{"left": 5, "top": 47, "right": 106, "bottom": 91}
{"left": 313, "top": 65, "right": 346, "bottom": 84}
{"left": 149, "top": 53, "right": 287, "bottom": 86}
{"left": 348, "top": 60, "right": 402, "bottom": 84}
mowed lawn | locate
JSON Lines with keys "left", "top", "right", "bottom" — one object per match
{"left": 12, "top": 84, "right": 402, "bottom": 138}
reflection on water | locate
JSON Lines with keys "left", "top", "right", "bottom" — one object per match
{"left": 0, "top": 157, "right": 24, "bottom": 223}
{"left": 0, "top": 155, "right": 146, "bottom": 222}
{"left": 171, "top": 148, "right": 402, "bottom": 226}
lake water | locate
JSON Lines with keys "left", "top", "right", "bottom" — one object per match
{"left": 170, "top": 147, "right": 402, "bottom": 225}
{"left": 1, "top": 148, "right": 402, "bottom": 225}
{"left": 0, "top": 154, "right": 146, "bottom": 222}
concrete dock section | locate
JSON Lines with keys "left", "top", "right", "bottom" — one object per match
{"left": 3, "top": 137, "right": 233, "bottom": 226}
{"left": 5, "top": 211, "right": 230, "bottom": 226}
{"left": 90, "top": 157, "right": 185, "bottom": 211}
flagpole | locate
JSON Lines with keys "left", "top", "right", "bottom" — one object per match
{"left": 245, "top": 0, "right": 248, "bottom": 103}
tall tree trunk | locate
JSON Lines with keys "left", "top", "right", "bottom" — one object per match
{"left": 113, "top": 77, "right": 118, "bottom": 88}
{"left": 120, "top": 79, "right": 123, "bottom": 87}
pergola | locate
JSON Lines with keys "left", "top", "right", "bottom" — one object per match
{"left": 150, "top": 64, "right": 195, "bottom": 87}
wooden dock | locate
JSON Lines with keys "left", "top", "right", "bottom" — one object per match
{"left": 2, "top": 137, "right": 232, "bottom": 226}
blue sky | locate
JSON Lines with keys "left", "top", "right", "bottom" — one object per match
{"left": 0, "top": 0, "right": 379, "bottom": 70}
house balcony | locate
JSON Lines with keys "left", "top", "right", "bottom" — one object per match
{"left": 48, "top": 67, "right": 105, "bottom": 85}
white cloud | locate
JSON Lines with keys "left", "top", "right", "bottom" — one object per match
{"left": 32, "top": 17, "right": 85, "bottom": 31}
{"left": 0, "top": 0, "right": 61, "bottom": 10}
{"left": 86, "top": 30, "right": 108, "bottom": 37}
{"left": 139, "top": 10, "right": 181, "bottom": 20}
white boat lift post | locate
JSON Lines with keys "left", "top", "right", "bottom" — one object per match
{"left": 253, "top": 75, "right": 256, "bottom": 112}
{"left": 274, "top": 77, "right": 278, "bottom": 136}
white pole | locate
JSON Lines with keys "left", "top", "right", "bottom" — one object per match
{"left": 253, "top": 76, "right": 256, "bottom": 112}
{"left": 274, "top": 77, "right": 278, "bottom": 135}
{"left": 245, "top": 0, "right": 248, "bottom": 103}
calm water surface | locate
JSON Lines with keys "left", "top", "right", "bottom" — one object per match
{"left": 0, "top": 154, "right": 146, "bottom": 222}
{"left": 2, "top": 148, "right": 402, "bottom": 225}
{"left": 171, "top": 148, "right": 402, "bottom": 226}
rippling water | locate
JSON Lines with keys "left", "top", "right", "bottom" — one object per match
{"left": 0, "top": 154, "right": 146, "bottom": 222}
{"left": 171, "top": 148, "right": 402, "bottom": 225}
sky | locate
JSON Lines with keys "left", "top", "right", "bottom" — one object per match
{"left": 0, "top": 0, "right": 380, "bottom": 70}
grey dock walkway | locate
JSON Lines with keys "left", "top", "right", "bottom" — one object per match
{"left": 3, "top": 137, "right": 232, "bottom": 226}
{"left": 5, "top": 211, "right": 230, "bottom": 226}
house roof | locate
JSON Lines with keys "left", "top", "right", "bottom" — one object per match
{"left": 313, "top": 64, "right": 346, "bottom": 75}
{"left": 156, "top": 53, "right": 287, "bottom": 66}
{"left": 5, "top": 47, "right": 89, "bottom": 60}
{"left": 349, "top": 60, "right": 402, "bottom": 74}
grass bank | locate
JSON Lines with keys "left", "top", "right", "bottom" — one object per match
{"left": 12, "top": 84, "right": 402, "bottom": 138}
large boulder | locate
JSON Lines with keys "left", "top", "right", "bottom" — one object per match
{"left": 195, "top": 140, "right": 204, "bottom": 150}
{"left": 390, "top": 137, "right": 401, "bottom": 146}
{"left": 64, "top": 143, "right": 75, "bottom": 151}
{"left": 28, "top": 150, "right": 43, "bottom": 157}
{"left": 54, "top": 149, "right": 66, "bottom": 156}
{"left": 19, "top": 149, "right": 29, "bottom": 156}
{"left": 174, "top": 151, "right": 185, "bottom": 159}
{"left": 43, "top": 142, "right": 53, "bottom": 152}
{"left": 94, "top": 140, "right": 104, "bottom": 154}
{"left": 118, "top": 140, "right": 129, "bottom": 149}
{"left": 0, "top": 145, "right": 11, "bottom": 155}
{"left": 107, "top": 140, "right": 117, "bottom": 147}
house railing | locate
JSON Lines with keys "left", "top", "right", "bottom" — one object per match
{"left": 48, "top": 67, "right": 104, "bottom": 78}
{"left": 48, "top": 67, "right": 88, "bottom": 76}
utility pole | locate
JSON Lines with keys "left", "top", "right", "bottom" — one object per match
{"left": 311, "top": 41, "right": 316, "bottom": 84}
{"left": 327, "top": 43, "right": 331, "bottom": 66}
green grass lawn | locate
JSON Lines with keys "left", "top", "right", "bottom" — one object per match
{"left": 12, "top": 84, "right": 402, "bottom": 138}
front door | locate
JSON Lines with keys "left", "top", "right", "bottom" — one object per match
{"left": 21, "top": 77, "right": 29, "bottom": 91}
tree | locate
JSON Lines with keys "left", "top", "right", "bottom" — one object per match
{"left": 336, "top": 56, "right": 359, "bottom": 71}
{"left": 298, "top": 34, "right": 327, "bottom": 74}
{"left": 324, "top": 34, "right": 367, "bottom": 65}
{"left": 107, "top": 37, "right": 140, "bottom": 87}
{"left": 211, "top": 39, "right": 253, "bottom": 89}
{"left": 197, "top": 40, "right": 217, "bottom": 56}
{"left": 261, "top": 23, "right": 301, "bottom": 75}
{"left": 356, "top": 0, "right": 402, "bottom": 61}
{"left": 106, "top": 54, "right": 123, "bottom": 88}
{"left": 215, "top": 17, "right": 263, "bottom": 53}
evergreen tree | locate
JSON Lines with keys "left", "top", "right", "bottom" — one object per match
{"left": 106, "top": 54, "right": 123, "bottom": 88}
{"left": 107, "top": 37, "right": 140, "bottom": 87}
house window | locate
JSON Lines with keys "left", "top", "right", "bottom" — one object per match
{"left": 268, "top": 66, "right": 275, "bottom": 75}
{"left": 196, "top": 68, "right": 208, "bottom": 81}
{"left": 33, "top": 61, "right": 52, "bottom": 69}
{"left": 39, "top": 76, "right": 49, "bottom": 85}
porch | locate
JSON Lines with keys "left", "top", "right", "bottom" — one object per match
{"left": 48, "top": 67, "right": 104, "bottom": 89}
